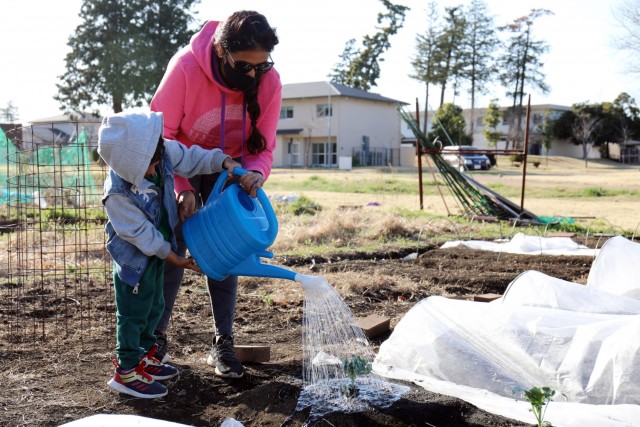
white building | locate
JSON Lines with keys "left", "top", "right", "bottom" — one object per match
{"left": 274, "top": 81, "right": 409, "bottom": 168}
{"left": 401, "top": 103, "right": 603, "bottom": 160}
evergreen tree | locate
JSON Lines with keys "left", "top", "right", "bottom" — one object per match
{"left": 329, "top": 39, "right": 359, "bottom": 87}
{"left": 496, "top": 9, "right": 552, "bottom": 149}
{"left": 431, "top": 103, "right": 471, "bottom": 146}
{"left": 55, "top": 0, "right": 200, "bottom": 115}
{"left": 461, "top": 0, "right": 499, "bottom": 136}
{"left": 482, "top": 99, "right": 502, "bottom": 148}
{"left": 613, "top": 92, "right": 640, "bottom": 140}
{"left": 434, "top": 6, "right": 467, "bottom": 107}
{"left": 536, "top": 109, "right": 554, "bottom": 162}
{"left": 411, "top": 2, "right": 442, "bottom": 134}
{"left": 329, "top": 0, "right": 409, "bottom": 91}
{"left": 553, "top": 98, "right": 640, "bottom": 162}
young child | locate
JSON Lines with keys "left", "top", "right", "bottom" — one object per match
{"left": 98, "top": 110, "right": 241, "bottom": 398}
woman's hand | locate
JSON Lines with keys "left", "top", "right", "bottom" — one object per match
{"left": 177, "top": 190, "right": 196, "bottom": 222}
{"left": 239, "top": 171, "right": 264, "bottom": 198}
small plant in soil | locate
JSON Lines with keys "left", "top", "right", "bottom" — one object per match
{"left": 258, "top": 290, "right": 274, "bottom": 306}
{"left": 340, "top": 355, "right": 372, "bottom": 398}
{"left": 524, "top": 386, "right": 555, "bottom": 427}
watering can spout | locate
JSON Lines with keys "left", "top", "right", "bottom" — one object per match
{"left": 228, "top": 253, "right": 298, "bottom": 281}
{"left": 226, "top": 254, "right": 328, "bottom": 291}
{"left": 294, "top": 273, "right": 328, "bottom": 291}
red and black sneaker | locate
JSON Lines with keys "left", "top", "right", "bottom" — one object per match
{"left": 143, "top": 344, "right": 179, "bottom": 381}
{"left": 107, "top": 359, "right": 167, "bottom": 399}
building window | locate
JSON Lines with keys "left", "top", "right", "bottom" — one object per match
{"left": 502, "top": 109, "right": 512, "bottom": 125}
{"left": 290, "top": 142, "right": 300, "bottom": 166}
{"left": 280, "top": 106, "right": 293, "bottom": 119}
{"left": 316, "top": 103, "right": 332, "bottom": 118}
{"left": 532, "top": 113, "right": 543, "bottom": 125}
{"left": 311, "top": 141, "right": 337, "bottom": 166}
{"left": 476, "top": 116, "right": 484, "bottom": 127}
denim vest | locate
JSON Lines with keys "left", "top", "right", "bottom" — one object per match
{"left": 103, "top": 152, "right": 179, "bottom": 286}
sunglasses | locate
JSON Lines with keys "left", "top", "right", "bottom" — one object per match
{"left": 226, "top": 52, "right": 274, "bottom": 74}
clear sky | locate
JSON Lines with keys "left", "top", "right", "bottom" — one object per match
{"left": 0, "top": 0, "right": 635, "bottom": 122}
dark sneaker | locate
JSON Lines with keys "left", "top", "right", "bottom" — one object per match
{"left": 154, "top": 331, "right": 170, "bottom": 363}
{"left": 143, "top": 344, "right": 179, "bottom": 380}
{"left": 206, "top": 335, "right": 244, "bottom": 378}
{"left": 107, "top": 359, "right": 168, "bottom": 399}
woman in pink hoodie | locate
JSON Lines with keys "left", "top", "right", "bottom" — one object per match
{"left": 150, "top": 10, "right": 281, "bottom": 379}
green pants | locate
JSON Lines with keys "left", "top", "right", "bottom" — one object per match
{"left": 113, "top": 256, "right": 165, "bottom": 370}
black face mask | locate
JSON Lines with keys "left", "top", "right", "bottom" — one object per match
{"left": 222, "top": 61, "right": 257, "bottom": 92}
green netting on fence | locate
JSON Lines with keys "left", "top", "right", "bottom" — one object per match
{"left": 3, "top": 127, "right": 100, "bottom": 206}
{"left": 0, "top": 127, "right": 20, "bottom": 205}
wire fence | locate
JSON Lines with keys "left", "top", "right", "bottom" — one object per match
{"left": 0, "top": 122, "right": 114, "bottom": 349}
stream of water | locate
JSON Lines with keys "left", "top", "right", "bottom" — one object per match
{"left": 295, "top": 276, "right": 409, "bottom": 424}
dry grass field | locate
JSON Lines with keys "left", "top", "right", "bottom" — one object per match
{"left": 266, "top": 155, "right": 640, "bottom": 234}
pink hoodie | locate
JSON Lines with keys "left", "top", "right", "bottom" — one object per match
{"left": 151, "top": 20, "right": 282, "bottom": 195}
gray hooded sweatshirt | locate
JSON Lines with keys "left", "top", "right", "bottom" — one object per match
{"left": 98, "top": 110, "right": 230, "bottom": 284}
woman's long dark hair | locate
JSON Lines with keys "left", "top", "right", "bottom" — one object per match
{"left": 215, "top": 11, "right": 279, "bottom": 155}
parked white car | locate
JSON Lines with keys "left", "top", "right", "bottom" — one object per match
{"left": 441, "top": 145, "right": 492, "bottom": 171}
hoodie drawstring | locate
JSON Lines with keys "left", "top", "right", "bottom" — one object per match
{"left": 219, "top": 92, "right": 246, "bottom": 164}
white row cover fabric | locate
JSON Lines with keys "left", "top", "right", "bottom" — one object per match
{"left": 587, "top": 235, "right": 640, "bottom": 299}
{"left": 440, "top": 232, "right": 600, "bottom": 257}
{"left": 59, "top": 414, "right": 190, "bottom": 427}
{"left": 374, "top": 236, "right": 640, "bottom": 426}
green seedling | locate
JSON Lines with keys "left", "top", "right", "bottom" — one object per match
{"left": 340, "top": 355, "right": 372, "bottom": 398}
{"left": 524, "top": 386, "right": 555, "bottom": 427}
{"left": 258, "top": 291, "right": 274, "bottom": 307}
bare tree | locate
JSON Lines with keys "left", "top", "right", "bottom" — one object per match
{"left": 571, "top": 114, "right": 601, "bottom": 168}
{"left": 613, "top": 0, "right": 640, "bottom": 73}
{"left": 0, "top": 101, "right": 19, "bottom": 123}
{"left": 302, "top": 112, "right": 322, "bottom": 168}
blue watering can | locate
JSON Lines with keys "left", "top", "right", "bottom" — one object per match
{"left": 183, "top": 167, "right": 322, "bottom": 289}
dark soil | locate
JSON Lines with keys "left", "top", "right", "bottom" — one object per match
{"left": 0, "top": 245, "right": 595, "bottom": 427}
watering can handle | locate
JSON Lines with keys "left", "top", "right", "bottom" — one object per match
{"left": 212, "top": 166, "right": 247, "bottom": 196}
{"left": 210, "top": 166, "right": 278, "bottom": 243}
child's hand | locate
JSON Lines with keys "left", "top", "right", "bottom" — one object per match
{"left": 166, "top": 251, "right": 202, "bottom": 273}
{"left": 222, "top": 158, "right": 242, "bottom": 175}
{"left": 180, "top": 256, "right": 202, "bottom": 273}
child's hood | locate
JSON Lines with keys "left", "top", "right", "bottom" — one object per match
{"left": 98, "top": 110, "right": 163, "bottom": 187}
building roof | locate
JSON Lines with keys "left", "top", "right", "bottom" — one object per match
{"left": 282, "top": 81, "right": 408, "bottom": 105}
{"left": 276, "top": 128, "right": 303, "bottom": 135}
{"left": 26, "top": 111, "right": 102, "bottom": 125}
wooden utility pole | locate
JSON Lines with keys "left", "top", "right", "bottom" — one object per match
{"left": 415, "top": 98, "right": 424, "bottom": 210}
{"left": 520, "top": 95, "right": 531, "bottom": 214}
